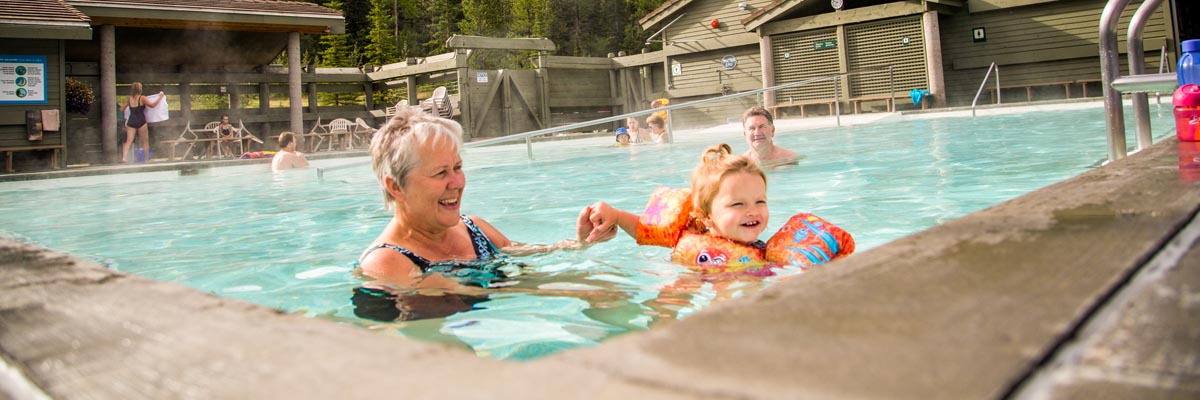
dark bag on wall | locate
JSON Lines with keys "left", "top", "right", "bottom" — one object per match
{"left": 25, "top": 110, "right": 43, "bottom": 141}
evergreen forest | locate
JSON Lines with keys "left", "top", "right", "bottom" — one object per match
{"left": 300, "top": 0, "right": 669, "bottom": 70}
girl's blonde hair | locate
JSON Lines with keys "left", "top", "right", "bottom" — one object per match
{"left": 128, "top": 82, "right": 143, "bottom": 99}
{"left": 370, "top": 107, "right": 464, "bottom": 210}
{"left": 689, "top": 143, "right": 767, "bottom": 230}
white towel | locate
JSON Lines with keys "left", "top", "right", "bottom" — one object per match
{"left": 145, "top": 93, "right": 169, "bottom": 122}
{"left": 123, "top": 93, "right": 170, "bottom": 123}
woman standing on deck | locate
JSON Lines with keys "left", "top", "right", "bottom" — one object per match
{"left": 358, "top": 108, "right": 610, "bottom": 289}
{"left": 121, "top": 82, "right": 163, "bottom": 163}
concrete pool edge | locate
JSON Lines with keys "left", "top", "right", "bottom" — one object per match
{"left": 2, "top": 137, "right": 1198, "bottom": 398}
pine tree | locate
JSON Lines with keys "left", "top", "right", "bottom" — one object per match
{"left": 394, "top": 0, "right": 428, "bottom": 59}
{"left": 460, "top": 0, "right": 510, "bottom": 37}
{"left": 425, "top": 0, "right": 463, "bottom": 54}
{"left": 621, "top": 0, "right": 665, "bottom": 54}
{"left": 321, "top": 1, "right": 358, "bottom": 67}
{"left": 364, "top": 0, "right": 400, "bottom": 66}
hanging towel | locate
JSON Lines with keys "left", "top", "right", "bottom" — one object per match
{"left": 144, "top": 93, "right": 169, "bottom": 123}
{"left": 40, "top": 109, "right": 60, "bottom": 131}
{"left": 123, "top": 93, "right": 170, "bottom": 123}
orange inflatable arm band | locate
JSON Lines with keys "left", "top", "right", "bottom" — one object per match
{"left": 765, "top": 213, "right": 855, "bottom": 269}
{"left": 634, "top": 187, "right": 693, "bottom": 248}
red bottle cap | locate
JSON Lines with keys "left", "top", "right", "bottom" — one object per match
{"left": 1176, "top": 84, "right": 1200, "bottom": 107}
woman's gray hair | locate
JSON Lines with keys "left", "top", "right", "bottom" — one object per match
{"left": 370, "top": 107, "right": 464, "bottom": 210}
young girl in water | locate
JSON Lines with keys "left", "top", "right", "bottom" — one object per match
{"left": 581, "top": 143, "right": 853, "bottom": 272}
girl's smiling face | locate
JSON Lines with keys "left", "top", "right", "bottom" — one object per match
{"left": 705, "top": 171, "right": 769, "bottom": 243}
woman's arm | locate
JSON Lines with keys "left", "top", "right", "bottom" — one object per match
{"left": 472, "top": 210, "right": 613, "bottom": 256}
{"left": 581, "top": 201, "right": 639, "bottom": 243}
{"left": 144, "top": 92, "right": 165, "bottom": 108}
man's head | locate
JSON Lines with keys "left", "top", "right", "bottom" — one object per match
{"left": 741, "top": 106, "right": 776, "bottom": 153}
{"left": 279, "top": 131, "right": 297, "bottom": 151}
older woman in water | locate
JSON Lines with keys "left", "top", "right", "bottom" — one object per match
{"left": 358, "top": 108, "right": 609, "bottom": 289}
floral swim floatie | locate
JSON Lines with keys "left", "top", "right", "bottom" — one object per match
{"left": 634, "top": 187, "right": 855, "bottom": 274}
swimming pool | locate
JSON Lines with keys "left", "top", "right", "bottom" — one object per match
{"left": 0, "top": 102, "right": 1175, "bottom": 360}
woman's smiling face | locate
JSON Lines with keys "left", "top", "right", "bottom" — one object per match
{"left": 705, "top": 171, "right": 769, "bottom": 243}
{"left": 398, "top": 139, "right": 466, "bottom": 229}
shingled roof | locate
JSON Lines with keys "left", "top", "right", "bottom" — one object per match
{"left": 69, "top": 0, "right": 340, "bottom": 19}
{"left": 0, "top": 0, "right": 92, "bottom": 40}
{"left": 68, "top": 0, "right": 344, "bottom": 34}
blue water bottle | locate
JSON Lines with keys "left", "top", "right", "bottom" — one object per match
{"left": 1179, "top": 39, "right": 1200, "bottom": 86}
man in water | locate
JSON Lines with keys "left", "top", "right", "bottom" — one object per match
{"left": 741, "top": 106, "right": 799, "bottom": 167}
{"left": 272, "top": 131, "right": 309, "bottom": 172}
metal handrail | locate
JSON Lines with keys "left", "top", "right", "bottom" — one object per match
{"left": 1099, "top": 0, "right": 1133, "bottom": 162}
{"left": 1157, "top": 45, "right": 1167, "bottom": 105}
{"left": 1127, "top": 0, "right": 1165, "bottom": 152}
{"left": 466, "top": 64, "right": 894, "bottom": 149}
{"left": 316, "top": 65, "right": 895, "bottom": 178}
{"left": 970, "top": 62, "right": 1000, "bottom": 117}
{"left": 1101, "top": 0, "right": 1174, "bottom": 162}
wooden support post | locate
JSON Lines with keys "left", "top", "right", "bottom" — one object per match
{"left": 407, "top": 75, "right": 418, "bottom": 106}
{"left": 502, "top": 73, "right": 512, "bottom": 137}
{"left": 179, "top": 81, "right": 192, "bottom": 123}
{"left": 306, "top": 82, "right": 318, "bottom": 114}
{"left": 923, "top": 11, "right": 946, "bottom": 108}
{"left": 836, "top": 25, "right": 850, "bottom": 99}
{"left": 363, "top": 83, "right": 374, "bottom": 110}
{"left": 258, "top": 82, "right": 271, "bottom": 140}
{"left": 760, "top": 32, "right": 775, "bottom": 108}
{"left": 287, "top": 32, "right": 302, "bottom": 135}
{"left": 100, "top": 25, "right": 117, "bottom": 164}
{"left": 228, "top": 83, "right": 240, "bottom": 110}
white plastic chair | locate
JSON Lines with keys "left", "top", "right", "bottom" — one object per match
{"left": 327, "top": 118, "right": 354, "bottom": 150}
{"left": 304, "top": 117, "right": 329, "bottom": 152}
{"left": 419, "top": 86, "right": 453, "bottom": 118}
{"left": 353, "top": 117, "right": 377, "bottom": 148}
{"left": 202, "top": 121, "right": 225, "bottom": 158}
{"left": 384, "top": 100, "right": 408, "bottom": 119}
{"left": 164, "top": 121, "right": 202, "bottom": 160}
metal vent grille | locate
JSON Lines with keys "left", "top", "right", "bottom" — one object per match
{"left": 846, "top": 16, "right": 926, "bottom": 97}
{"left": 772, "top": 28, "right": 839, "bottom": 102}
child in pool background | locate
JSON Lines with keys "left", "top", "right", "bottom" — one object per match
{"left": 625, "top": 116, "right": 651, "bottom": 143}
{"left": 646, "top": 113, "right": 668, "bottom": 144}
{"left": 615, "top": 127, "right": 631, "bottom": 146}
{"left": 581, "top": 143, "right": 854, "bottom": 273}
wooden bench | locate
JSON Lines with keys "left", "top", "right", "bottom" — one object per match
{"left": 769, "top": 99, "right": 837, "bottom": 118}
{"left": 3, "top": 144, "right": 64, "bottom": 173}
{"left": 162, "top": 137, "right": 226, "bottom": 160}
{"left": 771, "top": 93, "right": 920, "bottom": 118}
{"left": 850, "top": 93, "right": 924, "bottom": 114}
{"left": 985, "top": 80, "right": 1102, "bottom": 103}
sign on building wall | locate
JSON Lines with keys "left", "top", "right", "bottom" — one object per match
{"left": 671, "top": 62, "right": 682, "bottom": 76}
{"left": 814, "top": 39, "right": 837, "bottom": 50}
{"left": 0, "top": 55, "right": 47, "bottom": 104}
{"left": 721, "top": 55, "right": 738, "bottom": 70}
{"left": 973, "top": 27, "right": 987, "bottom": 43}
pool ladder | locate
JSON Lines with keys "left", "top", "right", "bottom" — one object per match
{"left": 1099, "top": 0, "right": 1177, "bottom": 163}
{"left": 970, "top": 62, "right": 1000, "bottom": 117}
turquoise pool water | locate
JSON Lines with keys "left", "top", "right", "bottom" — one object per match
{"left": 0, "top": 103, "right": 1176, "bottom": 360}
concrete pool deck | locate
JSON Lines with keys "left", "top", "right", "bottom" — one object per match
{"left": 3, "top": 125, "right": 1199, "bottom": 399}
